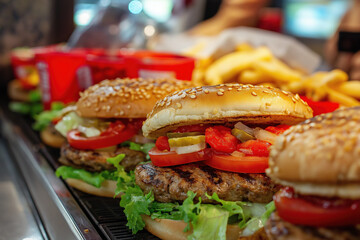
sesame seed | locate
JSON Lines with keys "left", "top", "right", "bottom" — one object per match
{"left": 190, "top": 95, "right": 196, "bottom": 99}
{"left": 217, "top": 91, "right": 224, "bottom": 96}
{"left": 251, "top": 91, "right": 257, "bottom": 96}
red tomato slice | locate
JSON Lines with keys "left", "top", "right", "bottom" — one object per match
{"left": 237, "top": 140, "right": 271, "bottom": 157}
{"left": 149, "top": 148, "right": 211, "bottom": 167}
{"left": 155, "top": 136, "right": 170, "bottom": 151}
{"left": 67, "top": 120, "right": 140, "bottom": 150}
{"left": 205, "top": 154, "right": 268, "bottom": 173}
{"left": 275, "top": 187, "right": 360, "bottom": 227}
{"left": 205, "top": 126, "right": 238, "bottom": 153}
{"left": 265, "top": 125, "right": 290, "bottom": 135}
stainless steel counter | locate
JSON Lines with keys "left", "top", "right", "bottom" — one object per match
{"left": 0, "top": 137, "right": 45, "bottom": 240}
{"left": 0, "top": 108, "right": 101, "bottom": 240}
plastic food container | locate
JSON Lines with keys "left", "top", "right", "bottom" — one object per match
{"left": 35, "top": 48, "right": 105, "bottom": 109}
{"left": 124, "top": 50, "right": 195, "bottom": 81}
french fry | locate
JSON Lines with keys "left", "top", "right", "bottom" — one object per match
{"left": 204, "top": 47, "right": 273, "bottom": 85}
{"left": 252, "top": 58, "right": 303, "bottom": 83}
{"left": 238, "top": 69, "right": 273, "bottom": 85}
{"left": 183, "top": 41, "right": 208, "bottom": 57}
{"left": 327, "top": 87, "right": 360, "bottom": 107}
{"left": 320, "top": 69, "right": 348, "bottom": 86}
{"left": 235, "top": 43, "right": 254, "bottom": 52}
{"left": 192, "top": 68, "right": 205, "bottom": 86}
{"left": 333, "top": 81, "right": 360, "bottom": 99}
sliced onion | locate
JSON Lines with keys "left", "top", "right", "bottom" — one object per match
{"left": 231, "top": 151, "right": 246, "bottom": 157}
{"left": 253, "top": 127, "right": 277, "bottom": 144}
{"left": 234, "top": 122, "right": 254, "bottom": 136}
{"left": 78, "top": 125, "right": 101, "bottom": 137}
{"left": 171, "top": 142, "right": 206, "bottom": 154}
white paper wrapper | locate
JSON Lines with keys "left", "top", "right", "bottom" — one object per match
{"left": 152, "top": 27, "right": 321, "bottom": 73}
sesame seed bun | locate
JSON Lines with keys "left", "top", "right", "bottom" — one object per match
{"left": 267, "top": 107, "right": 360, "bottom": 199}
{"left": 142, "top": 84, "right": 313, "bottom": 138}
{"left": 76, "top": 78, "right": 193, "bottom": 119}
{"left": 40, "top": 124, "right": 66, "bottom": 148}
{"left": 142, "top": 215, "right": 268, "bottom": 240}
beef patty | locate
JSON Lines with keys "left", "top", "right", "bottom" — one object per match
{"left": 265, "top": 212, "right": 360, "bottom": 240}
{"left": 135, "top": 162, "right": 280, "bottom": 203}
{"left": 60, "top": 143, "right": 146, "bottom": 172}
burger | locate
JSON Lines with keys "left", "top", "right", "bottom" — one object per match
{"left": 32, "top": 102, "right": 75, "bottom": 148}
{"left": 8, "top": 78, "right": 37, "bottom": 102}
{"left": 265, "top": 107, "right": 360, "bottom": 239}
{"left": 119, "top": 84, "right": 313, "bottom": 239}
{"left": 55, "top": 78, "right": 193, "bottom": 197}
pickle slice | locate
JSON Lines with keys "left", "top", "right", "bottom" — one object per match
{"left": 168, "top": 135, "right": 206, "bottom": 147}
{"left": 231, "top": 128, "right": 255, "bottom": 142}
{"left": 167, "top": 132, "right": 203, "bottom": 138}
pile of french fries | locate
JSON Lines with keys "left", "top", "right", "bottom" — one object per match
{"left": 188, "top": 44, "right": 360, "bottom": 107}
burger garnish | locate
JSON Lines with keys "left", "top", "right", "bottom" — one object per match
{"left": 32, "top": 102, "right": 72, "bottom": 148}
{"left": 55, "top": 78, "right": 193, "bottom": 197}
{"left": 265, "top": 107, "right": 360, "bottom": 239}
{"left": 118, "top": 84, "right": 313, "bottom": 239}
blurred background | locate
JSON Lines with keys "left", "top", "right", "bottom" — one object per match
{"left": 0, "top": 0, "right": 353, "bottom": 87}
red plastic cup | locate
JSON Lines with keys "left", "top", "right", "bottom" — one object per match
{"left": 124, "top": 50, "right": 195, "bottom": 81}
{"left": 82, "top": 54, "right": 126, "bottom": 85}
{"left": 35, "top": 48, "right": 105, "bottom": 109}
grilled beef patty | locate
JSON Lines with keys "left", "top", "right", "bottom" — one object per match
{"left": 60, "top": 143, "right": 146, "bottom": 172}
{"left": 135, "top": 162, "right": 280, "bottom": 203}
{"left": 265, "top": 212, "right": 360, "bottom": 240}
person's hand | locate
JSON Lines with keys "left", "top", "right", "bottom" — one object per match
{"left": 325, "top": 1, "right": 360, "bottom": 80}
{"left": 350, "top": 52, "right": 360, "bottom": 80}
{"left": 188, "top": 0, "right": 268, "bottom": 36}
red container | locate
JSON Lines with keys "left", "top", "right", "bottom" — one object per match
{"left": 124, "top": 50, "right": 195, "bottom": 81}
{"left": 83, "top": 54, "right": 126, "bottom": 85}
{"left": 35, "top": 48, "right": 105, "bottom": 109}
{"left": 10, "top": 45, "right": 61, "bottom": 90}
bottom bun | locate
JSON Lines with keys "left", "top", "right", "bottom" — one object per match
{"left": 142, "top": 215, "right": 268, "bottom": 240}
{"left": 66, "top": 178, "right": 120, "bottom": 198}
{"left": 275, "top": 179, "right": 360, "bottom": 199}
{"left": 40, "top": 126, "right": 66, "bottom": 148}
{"left": 7, "top": 79, "right": 30, "bottom": 102}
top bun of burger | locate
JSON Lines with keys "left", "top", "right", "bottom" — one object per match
{"left": 267, "top": 106, "right": 360, "bottom": 199}
{"left": 143, "top": 84, "right": 313, "bottom": 138}
{"left": 76, "top": 78, "right": 194, "bottom": 119}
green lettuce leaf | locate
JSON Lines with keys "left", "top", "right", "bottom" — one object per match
{"left": 107, "top": 154, "right": 135, "bottom": 196}
{"left": 55, "top": 111, "right": 83, "bottom": 137}
{"left": 206, "top": 193, "right": 246, "bottom": 227}
{"left": 33, "top": 102, "right": 65, "bottom": 131}
{"left": 28, "top": 89, "right": 42, "bottom": 102}
{"left": 120, "top": 141, "right": 155, "bottom": 160}
{"left": 9, "top": 101, "right": 43, "bottom": 116}
{"left": 189, "top": 204, "right": 228, "bottom": 240}
{"left": 238, "top": 201, "right": 275, "bottom": 236}
{"left": 179, "top": 191, "right": 202, "bottom": 232}
{"left": 55, "top": 166, "right": 117, "bottom": 188}
{"left": 149, "top": 201, "right": 182, "bottom": 220}
{"left": 9, "top": 102, "right": 31, "bottom": 114}
{"left": 120, "top": 186, "right": 154, "bottom": 234}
